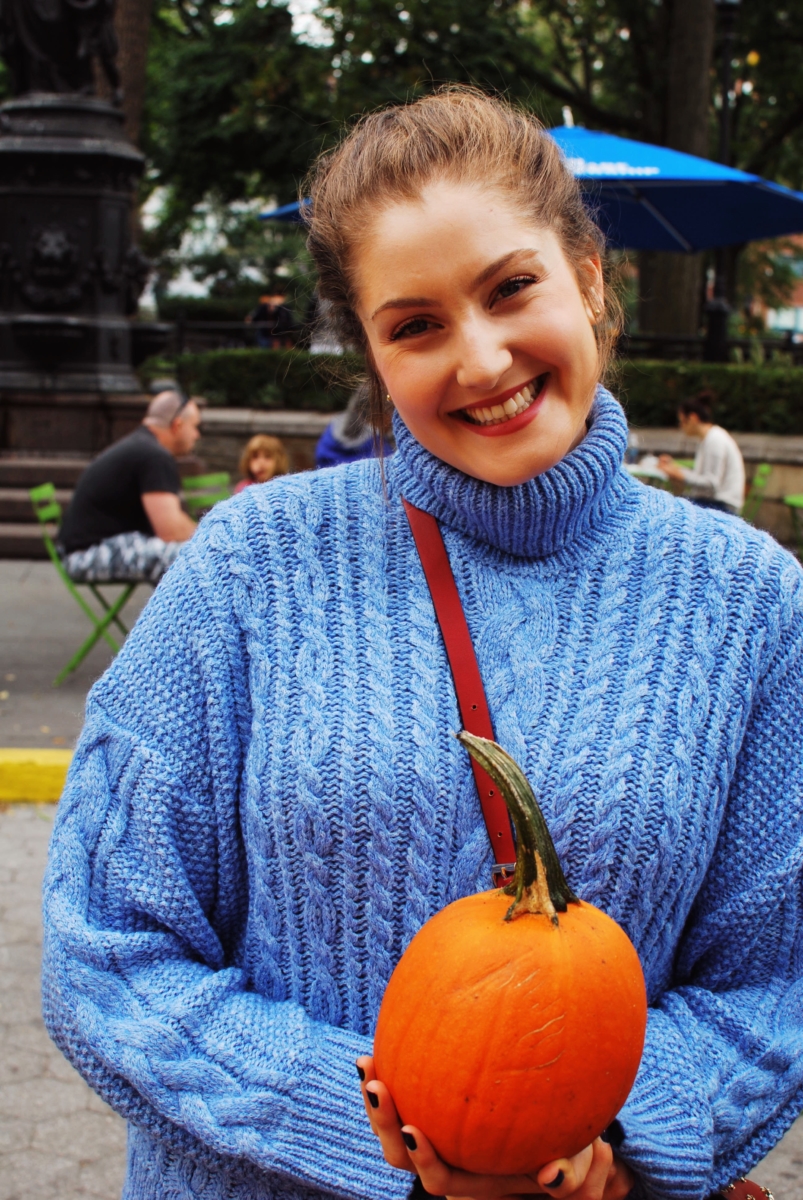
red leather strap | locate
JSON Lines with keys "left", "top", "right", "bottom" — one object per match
{"left": 403, "top": 498, "right": 517, "bottom": 886}
{"left": 713, "top": 1181, "right": 774, "bottom": 1200}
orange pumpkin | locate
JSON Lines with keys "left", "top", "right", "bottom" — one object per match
{"left": 373, "top": 732, "right": 647, "bottom": 1177}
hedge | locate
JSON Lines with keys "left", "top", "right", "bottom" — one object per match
{"left": 616, "top": 360, "right": 803, "bottom": 434}
{"left": 156, "top": 295, "right": 264, "bottom": 322}
{"left": 138, "top": 350, "right": 803, "bottom": 433}
{"left": 139, "top": 349, "right": 361, "bottom": 412}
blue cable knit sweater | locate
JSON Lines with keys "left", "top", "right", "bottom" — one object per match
{"left": 43, "top": 390, "right": 803, "bottom": 1200}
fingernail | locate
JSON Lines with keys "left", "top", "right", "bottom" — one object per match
{"left": 367, "top": 1089, "right": 379, "bottom": 1109}
{"left": 402, "top": 1131, "right": 417, "bottom": 1152}
{"left": 601, "top": 1119, "right": 624, "bottom": 1148}
{"left": 356, "top": 1065, "right": 365, "bottom": 1081}
{"left": 545, "top": 1171, "right": 564, "bottom": 1188}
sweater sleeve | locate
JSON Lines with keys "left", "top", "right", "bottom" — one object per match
{"left": 41, "top": 527, "right": 409, "bottom": 1200}
{"left": 617, "top": 578, "right": 803, "bottom": 1200}
{"left": 679, "top": 438, "right": 723, "bottom": 495}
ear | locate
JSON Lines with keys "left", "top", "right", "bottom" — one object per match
{"left": 577, "top": 254, "right": 604, "bottom": 324}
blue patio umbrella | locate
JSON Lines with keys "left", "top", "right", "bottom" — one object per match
{"left": 550, "top": 126, "right": 803, "bottom": 252}
{"left": 261, "top": 126, "right": 803, "bottom": 253}
{"left": 260, "top": 199, "right": 311, "bottom": 222}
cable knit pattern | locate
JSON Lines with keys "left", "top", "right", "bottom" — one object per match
{"left": 43, "top": 388, "right": 803, "bottom": 1200}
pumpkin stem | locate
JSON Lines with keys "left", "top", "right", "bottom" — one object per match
{"left": 457, "top": 732, "right": 580, "bottom": 925}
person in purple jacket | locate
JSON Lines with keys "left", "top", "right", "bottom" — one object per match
{"left": 316, "top": 385, "right": 394, "bottom": 469}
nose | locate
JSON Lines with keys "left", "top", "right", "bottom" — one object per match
{"left": 454, "top": 317, "right": 513, "bottom": 392}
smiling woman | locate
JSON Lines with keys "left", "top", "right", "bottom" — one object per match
{"left": 357, "top": 195, "right": 600, "bottom": 484}
{"left": 41, "top": 87, "right": 803, "bottom": 1200}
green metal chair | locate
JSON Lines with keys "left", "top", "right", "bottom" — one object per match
{"left": 784, "top": 493, "right": 803, "bottom": 558}
{"left": 742, "top": 462, "right": 772, "bottom": 525}
{"left": 182, "top": 472, "right": 232, "bottom": 517}
{"left": 29, "top": 483, "right": 145, "bottom": 686}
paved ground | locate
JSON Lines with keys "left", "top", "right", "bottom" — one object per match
{"left": 0, "top": 804, "right": 127, "bottom": 1200}
{"left": 0, "top": 561, "right": 151, "bottom": 748}
{"left": 1, "top": 807, "right": 802, "bottom": 1200}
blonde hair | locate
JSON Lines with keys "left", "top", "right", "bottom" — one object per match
{"left": 304, "top": 87, "right": 622, "bottom": 433}
{"left": 239, "top": 435, "right": 289, "bottom": 481}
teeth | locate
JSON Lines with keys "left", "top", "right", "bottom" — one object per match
{"left": 463, "top": 378, "right": 543, "bottom": 425}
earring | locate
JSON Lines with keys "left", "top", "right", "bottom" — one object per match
{"left": 386, "top": 393, "right": 392, "bottom": 404}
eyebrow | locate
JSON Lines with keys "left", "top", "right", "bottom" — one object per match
{"left": 369, "top": 249, "right": 537, "bottom": 321}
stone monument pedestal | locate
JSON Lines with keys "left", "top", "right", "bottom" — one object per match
{"left": 0, "top": 93, "right": 169, "bottom": 455}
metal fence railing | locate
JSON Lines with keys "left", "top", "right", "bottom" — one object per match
{"left": 141, "top": 321, "right": 803, "bottom": 365}
{"left": 618, "top": 332, "right": 803, "bottom": 366}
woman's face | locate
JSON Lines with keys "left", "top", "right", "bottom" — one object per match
{"left": 250, "top": 450, "right": 278, "bottom": 483}
{"left": 355, "top": 180, "right": 603, "bottom": 486}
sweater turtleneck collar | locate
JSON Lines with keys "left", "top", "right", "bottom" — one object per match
{"left": 389, "top": 385, "right": 634, "bottom": 559}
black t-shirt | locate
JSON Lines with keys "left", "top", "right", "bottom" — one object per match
{"left": 59, "top": 426, "right": 181, "bottom": 553}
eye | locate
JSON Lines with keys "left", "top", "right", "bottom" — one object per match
{"left": 492, "top": 275, "right": 537, "bottom": 304}
{"left": 390, "top": 316, "right": 435, "bottom": 341}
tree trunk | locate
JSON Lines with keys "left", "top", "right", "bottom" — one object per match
{"left": 114, "top": 0, "right": 154, "bottom": 147}
{"left": 638, "top": 0, "right": 716, "bottom": 336}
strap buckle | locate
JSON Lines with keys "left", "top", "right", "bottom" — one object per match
{"left": 492, "top": 863, "right": 516, "bottom": 888}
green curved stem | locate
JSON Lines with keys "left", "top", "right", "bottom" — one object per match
{"left": 457, "top": 731, "right": 579, "bottom": 925}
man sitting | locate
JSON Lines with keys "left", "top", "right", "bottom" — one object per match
{"left": 58, "top": 391, "right": 201, "bottom": 584}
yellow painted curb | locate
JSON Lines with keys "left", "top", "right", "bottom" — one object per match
{"left": 0, "top": 748, "right": 73, "bottom": 803}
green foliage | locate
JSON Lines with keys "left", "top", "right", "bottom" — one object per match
{"left": 322, "top": 0, "right": 552, "bottom": 119}
{"left": 143, "top": 0, "right": 328, "bottom": 251}
{"left": 142, "top": 0, "right": 562, "bottom": 300}
{"left": 616, "top": 359, "right": 803, "bottom": 435}
{"left": 140, "top": 349, "right": 803, "bottom": 436}
{"left": 140, "top": 348, "right": 360, "bottom": 410}
{"left": 138, "top": 0, "right": 803, "bottom": 327}
{"left": 516, "top": 1, "right": 666, "bottom": 140}
{"left": 148, "top": 201, "right": 314, "bottom": 318}
{"left": 518, "top": 0, "right": 803, "bottom": 192}
{"left": 732, "top": 4, "right": 803, "bottom": 185}
{"left": 734, "top": 239, "right": 803, "bottom": 333}
{"left": 156, "top": 294, "right": 262, "bottom": 321}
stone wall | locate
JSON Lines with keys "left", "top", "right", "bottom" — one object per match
{"left": 197, "top": 408, "right": 334, "bottom": 477}
{"left": 1, "top": 391, "right": 149, "bottom": 455}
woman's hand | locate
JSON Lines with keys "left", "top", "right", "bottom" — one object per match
{"left": 657, "top": 454, "right": 687, "bottom": 482}
{"left": 357, "top": 1055, "right": 634, "bottom": 1200}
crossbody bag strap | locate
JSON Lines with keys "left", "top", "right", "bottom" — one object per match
{"left": 402, "top": 498, "right": 516, "bottom": 887}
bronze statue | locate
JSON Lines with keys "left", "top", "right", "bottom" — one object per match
{"left": 0, "top": 0, "right": 121, "bottom": 99}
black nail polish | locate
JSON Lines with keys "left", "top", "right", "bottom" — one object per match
{"left": 367, "top": 1089, "right": 379, "bottom": 1109}
{"left": 601, "top": 1120, "right": 625, "bottom": 1148}
{"left": 545, "top": 1171, "right": 564, "bottom": 1189}
{"left": 356, "top": 1065, "right": 365, "bottom": 1081}
{"left": 402, "top": 1131, "right": 418, "bottom": 1152}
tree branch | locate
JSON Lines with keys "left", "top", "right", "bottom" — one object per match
{"left": 526, "top": 65, "right": 645, "bottom": 135}
{"left": 746, "top": 99, "right": 803, "bottom": 176}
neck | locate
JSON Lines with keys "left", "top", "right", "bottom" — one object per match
{"left": 389, "top": 385, "right": 637, "bottom": 559}
{"left": 143, "top": 421, "right": 176, "bottom": 455}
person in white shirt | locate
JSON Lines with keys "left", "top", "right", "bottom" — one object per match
{"left": 658, "top": 393, "right": 745, "bottom": 514}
